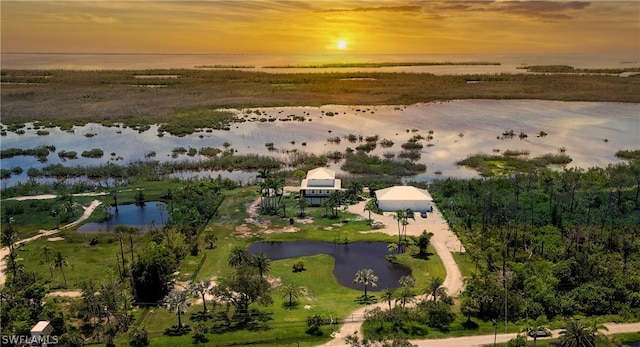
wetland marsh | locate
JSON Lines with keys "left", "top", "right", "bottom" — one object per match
{"left": 1, "top": 100, "right": 638, "bottom": 186}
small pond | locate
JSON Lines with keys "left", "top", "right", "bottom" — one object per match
{"left": 78, "top": 202, "right": 166, "bottom": 232}
{"left": 248, "top": 241, "right": 411, "bottom": 291}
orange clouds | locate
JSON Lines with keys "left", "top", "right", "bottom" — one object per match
{"left": 1, "top": 1, "right": 638, "bottom": 55}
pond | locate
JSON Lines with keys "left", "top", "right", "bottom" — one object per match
{"left": 248, "top": 241, "right": 411, "bottom": 291}
{"left": 77, "top": 202, "right": 166, "bottom": 232}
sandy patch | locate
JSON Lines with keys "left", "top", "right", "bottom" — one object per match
{"left": 193, "top": 276, "right": 219, "bottom": 304}
{"left": 234, "top": 224, "right": 254, "bottom": 238}
{"left": 47, "top": 237, "right": 64, "bottom": 242}
{"left": 294, "top": 217, "right": 314, "bottom": 224}
{"left": 267, "top": 276, "right": 282, "bottom": 289}
{"left": 46, "top": 290, "right": 82, "bottom": 298}
{"left": 263, "top": 225, "right": 299, "bottom": 234}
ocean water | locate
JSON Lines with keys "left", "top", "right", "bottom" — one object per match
{"left": 1, "top": 53, "right": 637, "bottom": 73}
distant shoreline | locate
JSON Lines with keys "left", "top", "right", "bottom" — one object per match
{"left": 2, "top": 52, "right": 637, "bottom": 72}
{"left": 2, "top": 69, "right": 639, "bottom": 125}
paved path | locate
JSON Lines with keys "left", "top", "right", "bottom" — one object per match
{"left": 409, "top": 322, "right": 640, "bottom": 347}
{"left": 319, "top": 200, "right": 465, "bottom": 346}
{"left": 0, "top": 199, "right": 102, "bottom": 287}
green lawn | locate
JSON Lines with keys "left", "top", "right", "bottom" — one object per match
{"left": 451, "top": 252, "right": 479, "bottom": 279}
{"left": 13, "top": 184, "right": 449, "bottom": 346}
{"left": 14, "top": 229, "right": 150, "bottom": 289}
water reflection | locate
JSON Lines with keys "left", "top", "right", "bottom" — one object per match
{"left": 77, "top": 202, "right": 166, "bottom": 232}
{"left": 2, "top": 100, "right": 638, "bottom": 187}
{"left": 249, "top": 241, "right": 411, "bottom": 291}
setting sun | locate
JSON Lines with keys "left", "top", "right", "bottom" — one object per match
{"left": 336, "top": 40, "right": 347, "bottom": 50}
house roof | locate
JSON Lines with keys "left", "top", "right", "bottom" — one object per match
{"left": 306, "top": 167, "right": 335, "bottom": 180}
{"left": 300, "top": 179, "right": 342, "bottom": 190}
{"left": 375, "top": 186, "right": 433, "bottom": 201}
{"left": 31, "top": 321, "right": 54, "bottom": 335}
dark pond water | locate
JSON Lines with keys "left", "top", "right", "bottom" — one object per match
{"left": 248, "top": 241, "right": 411, "bottom": 291}
{"left": 77, "top": 202, "right": 166, "bottom": 232}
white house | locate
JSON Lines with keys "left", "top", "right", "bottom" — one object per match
{"left": 300, "top": 167, "right": 342, "bottom": 205}
{"left": 375, "top": 186, "right": 433, "bottom": 212}
{"left": 30, "top": 321, "right": 54, "bottom": 347}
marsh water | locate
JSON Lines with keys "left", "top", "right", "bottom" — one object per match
{"left": 77, "top": 202, "right": 166, "bottom": 232}
{"left": 1, "top": 100, "right": 638, "bottom": 187}
{"left": 248, "top": 241, "right": 411, "bottom": 291}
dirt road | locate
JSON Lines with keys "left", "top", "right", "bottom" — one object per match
{"left": 409, "top": 322, "right": 640, "bottom": 347}
{"left": 0, "top": 199, "right": 102, "bottom": 287}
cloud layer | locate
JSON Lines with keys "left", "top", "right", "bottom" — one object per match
{"left": 1, "top": 1, "right": 638, "bottom": 55}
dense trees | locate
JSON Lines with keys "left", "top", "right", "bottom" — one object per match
{"left": 210, "top": 263, "right": 273, "bottom": 324}
{"left": 131, "top": 242, "right": 178, "bottom": 303}
{"left": 425, "top": 160, "right": 640, "bottom": 323}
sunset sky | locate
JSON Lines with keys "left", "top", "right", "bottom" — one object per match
{"left": 2, "top": 1, "right": 639, "bottom": 55}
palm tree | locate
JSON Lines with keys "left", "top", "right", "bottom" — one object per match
{"left": 364, "top": 199, "right": 377, "bottom": 224}
{"left": 402, "top": 208, "right": 415, "bottom": 241}
{"left": 392, "top": 210, "right": 406, "bottom": 244}
{"left": 135, "top": 189, "right": 145, "bottom": 207}
{"left": 559, "top": 319, "right": 602, "bottom": 347}
{"left": 50, "top": 208, "right": 60, "bottom": 229}
{"left": 42, "top": 246, "right": 54, "bottom": 278}
{"left": 346, "top": 181, "right": 363, "bottom": 202}
{"left": 395, "top": 286, "right": 415, "bottom": 309}
{"left": 326, "top": 191, "right": 343, "bottom": 217}
{"left": 424, "top": 277, "right": 446, "bottom": 302}
{"left": 524, "top": 316, "right": 551, "bottom": 347}
{"left": 164, "top": 289, "right": 190, "bottom": 329}
{"left": 296, "top": 197, "right": 308, "bottom": 217}
{"left": 353, "top": 268, "right": 378, "bottom": 298}
{"left": 380, "top": 288, "right": 395, "bottom": 310}
{"left": 228, "top": 246, "right": 251, "bottom": 268}
{"left": 204, "top": 234, "right": 217, "bottom": 249}
{"left": 280, "top": 284, "right": 305, "bottom": 307}
{"left": 125, "top": 226, "right": 138, "bottom": 266}
{"left": 251, "top": 252, "right": 271, "bottom": 278}
{"left": 115, "top": 225, "right": 127, "bottom": 276}
{"left": 112, "top": 190, "right": 119, "bottom": 213}
{"left": 399, "top": 275, "right": 415, "bottom": 289}
{"left": 1, "top": 218, "right": 18, "bottom": 254}
{"left": 54, "top": 251, "right": 68, "bottom": 286}
{"left": 460, "top": 297, "right": 480, "bottom": 324}
{"left": 190, "top": 280, "right": 211, "bottom": 312}
{"left": 413, "top": 230, "right": 433, "bottom": 256}
{"left": 257, "top": 169, "right": 272, "bottom": 213}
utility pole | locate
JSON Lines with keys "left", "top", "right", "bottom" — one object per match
{"left": 493, "top": 319, "right": 498, "bottom": 347}
{"left": 503, "top": 221, "right": 509, "bottom": 334}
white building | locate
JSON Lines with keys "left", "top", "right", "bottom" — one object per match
{"left": 300, "top": 167, "right": 342, "bottom": 205}
{"left": 30, "top": 321, "right": 54, "bottom": 347}
{"left": 375, "top": 186, "right": 433, "bottom": 212}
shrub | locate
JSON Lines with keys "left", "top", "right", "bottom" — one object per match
{"left": 293, "top": 261, "right": 306, "bottom": 272}
{"left": 306, "top": 314, "right": 323, "bottom": 335}
{"left": 81, "top": 148, "right": 104, "bottom": 158}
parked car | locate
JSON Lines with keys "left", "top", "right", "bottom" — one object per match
{"left": 420, "top": 211, "right": 428, "bottom": 218}
{"left": 527, "top": 329, "right": 551, "bottom": 338}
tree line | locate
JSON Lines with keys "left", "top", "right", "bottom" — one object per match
{"left": 424, "top": 160, "right": 640, "bottom": 322}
